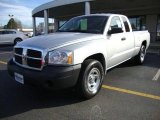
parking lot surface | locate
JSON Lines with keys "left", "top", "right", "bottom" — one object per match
{"left": 0, "top": 46, "right": 160, "bottom": 120}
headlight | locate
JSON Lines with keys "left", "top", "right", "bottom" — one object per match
{"left": 48, "top": 50, "right": 73, "bottom": 65}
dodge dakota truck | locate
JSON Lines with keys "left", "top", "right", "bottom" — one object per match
{"left": 8, "top": 14, "right": 150, "bottom": 99}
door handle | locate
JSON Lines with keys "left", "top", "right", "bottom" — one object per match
{"left": 121, "top": 37, "right": 126, "bottom": 41}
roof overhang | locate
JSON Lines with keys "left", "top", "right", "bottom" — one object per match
{"left": 32, "top": 0, "right": 160, "bottom": 19}
{"left": 32, "top": 0, "right": 93, "bottom": 17}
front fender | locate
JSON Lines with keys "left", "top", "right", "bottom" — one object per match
{"left": 55, "top": 38, "right": 108, "bottom": 68}
{"left": 73, "top": 39, "right": 107, "bottom": 65}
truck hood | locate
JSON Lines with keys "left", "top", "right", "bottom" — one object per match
{"left": 17, "top": 32, "right": 103, "bottom": 50}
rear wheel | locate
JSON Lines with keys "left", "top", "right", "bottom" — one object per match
{"left": 14, "top": 38, "right": 22, "bottom": 45}
{"left": 134, "top": 44, "right": 146, "bottom": 64}
{"left": 77, "top": 59, "right": 104, "bottom": 99}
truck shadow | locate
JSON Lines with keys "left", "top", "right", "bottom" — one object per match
{"left": 0, "top": 70, "right": 84, "bottom": 118}
{"left": 115, "top": 53, "right": 160, "bottom": 69}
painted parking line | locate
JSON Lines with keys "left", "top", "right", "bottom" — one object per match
{"left": 0, "top": 61, "right": 7, "bottom": 65}
{"left": 152, "top": 69, "right": 160, "bottom": 81}
{"left": 102, "top": 85, "right": 160, "bottom": 101}
{"left": 0, "top": 51, "right": 12, "bottom": 55}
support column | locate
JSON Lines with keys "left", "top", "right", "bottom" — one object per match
{"left": 146, "top": 15, "right": 158, "bottom": 42}
{"left": 85, "top": 1, "right": 90, "bottom": 15}
{"left": 32, "top": 17, "right": 36, "bottom": 36}
{"left": 44, "top": 9, "right": 48, "bottom": 34}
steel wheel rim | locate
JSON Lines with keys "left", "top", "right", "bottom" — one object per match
{"left": 140, "top": 46, "right": 146, "bottom": 62}
{"left": 87, "top": 68, "right": 101, "bottom": 94}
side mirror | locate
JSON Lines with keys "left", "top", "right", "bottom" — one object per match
{"left": 108, "top": 28, "right": 123, "bottom": 35}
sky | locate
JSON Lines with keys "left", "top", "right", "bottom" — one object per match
{"left": 0, "top": 0, "right": 53, "bottom": 28}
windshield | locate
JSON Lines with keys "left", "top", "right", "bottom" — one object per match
{"left": 58, "top": 16, "right": 108, "bottom": 34}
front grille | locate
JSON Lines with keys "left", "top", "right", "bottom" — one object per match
{"left": 27, "top": 58, "right": 42, "bottom": 68}
{"left": 27, "top": 49, "right": 42, "bottom": 58}
{"left": 14, "top": 47, "right": 43, "bottom": 70}
{"left": 14, "top": 48, "right": 23, "bottom": 55}
{"left": 15, "top": 55, "right": 22, "bottom": 64}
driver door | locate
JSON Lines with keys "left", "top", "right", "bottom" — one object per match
{"left": 106, "top": 16, "right": 128, "bottom": 68}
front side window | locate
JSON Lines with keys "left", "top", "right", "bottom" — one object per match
{"left": 8, "top": 31, "right": 16, "bottom": 34}
{"left": 107, "top": 16, "right": 124, "bottom": 34}
{"left": 58, "top": 16, "right": 108, "bottom": 34}
{"left": 2, "top": 31, "right": 16, "bottom": 34}
{"left": 2, "top": 31, "right": 7, "bottom": 34}
{"left": 109, "top": 16, "right": 123, "bottom": 31}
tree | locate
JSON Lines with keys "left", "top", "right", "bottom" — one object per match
{"left": 16, "top": 19, "right": 22, "bottom": 30}
{"left": 3, "top": 25, "right": 7, "bottom": 29}
{"left": 6, "top": 18, "right": 18, "bottom": 29}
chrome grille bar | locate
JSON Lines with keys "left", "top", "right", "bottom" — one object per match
{"left": 13, "top": 47, "right": 44, "bottom": 71}
{"left": 22, "top": 48, "right": 27, "bottom": 66}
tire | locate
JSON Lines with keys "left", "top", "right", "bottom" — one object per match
{"left": 77, "top": 59, "right": 104, "bottom": 99}
{"left": 14, "top": 38, "right": 22, "bottom": 45}
{"left": 134, "top": 44, "right": 146, "bottom": 64}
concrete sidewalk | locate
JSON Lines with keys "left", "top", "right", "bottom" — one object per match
{"left": 147, "top": 41, "right": 160, "bottom": 55}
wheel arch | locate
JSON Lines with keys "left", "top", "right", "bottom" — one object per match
{"left": 14, "top": 37, "right": 23, "bottom": 45}
{"left": 14, "top": 37, "right": 22, "bottom": 41}
{"left": 82, "top": 53, "right": 106, "bottom": 74}
{"left": 142, "top": 40, "right": 147, "bottom": 47}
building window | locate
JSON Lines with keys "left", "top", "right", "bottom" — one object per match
{"left": 36, "top": 18, "right": 45, "bottom": 36}
{"left": 157, "top": 15, "right": 160, "bottom": 41}
{"left": 48, "top": 18, "right": 54, "bottom": 33}
{"left": 129, "top": 16, "right": 146, "bottom": 31}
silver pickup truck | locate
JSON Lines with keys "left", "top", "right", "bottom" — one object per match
{"left": 8, "top": 14, "right": 150, "bottom": 99}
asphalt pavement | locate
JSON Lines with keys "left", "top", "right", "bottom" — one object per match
{"left": 0, "top": 46, "right": 160, "bottom": 120}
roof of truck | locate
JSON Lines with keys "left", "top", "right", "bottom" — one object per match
{"left": 73, "top": 13, "right": 125, "bottom": 18}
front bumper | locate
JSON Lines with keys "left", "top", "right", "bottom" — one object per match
{"left": 7, "top": 59, "right": 81, "bottom": 89}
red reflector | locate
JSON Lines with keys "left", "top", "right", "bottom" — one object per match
{"left": 41, "top": 60, "right": 44, "bottom": 65}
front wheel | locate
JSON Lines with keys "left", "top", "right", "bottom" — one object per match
{"left": 134, "top": 44, "right": 146, "bottom": 64}
{"left": 77, "top": 59, "right": 104, "bottom": 99}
